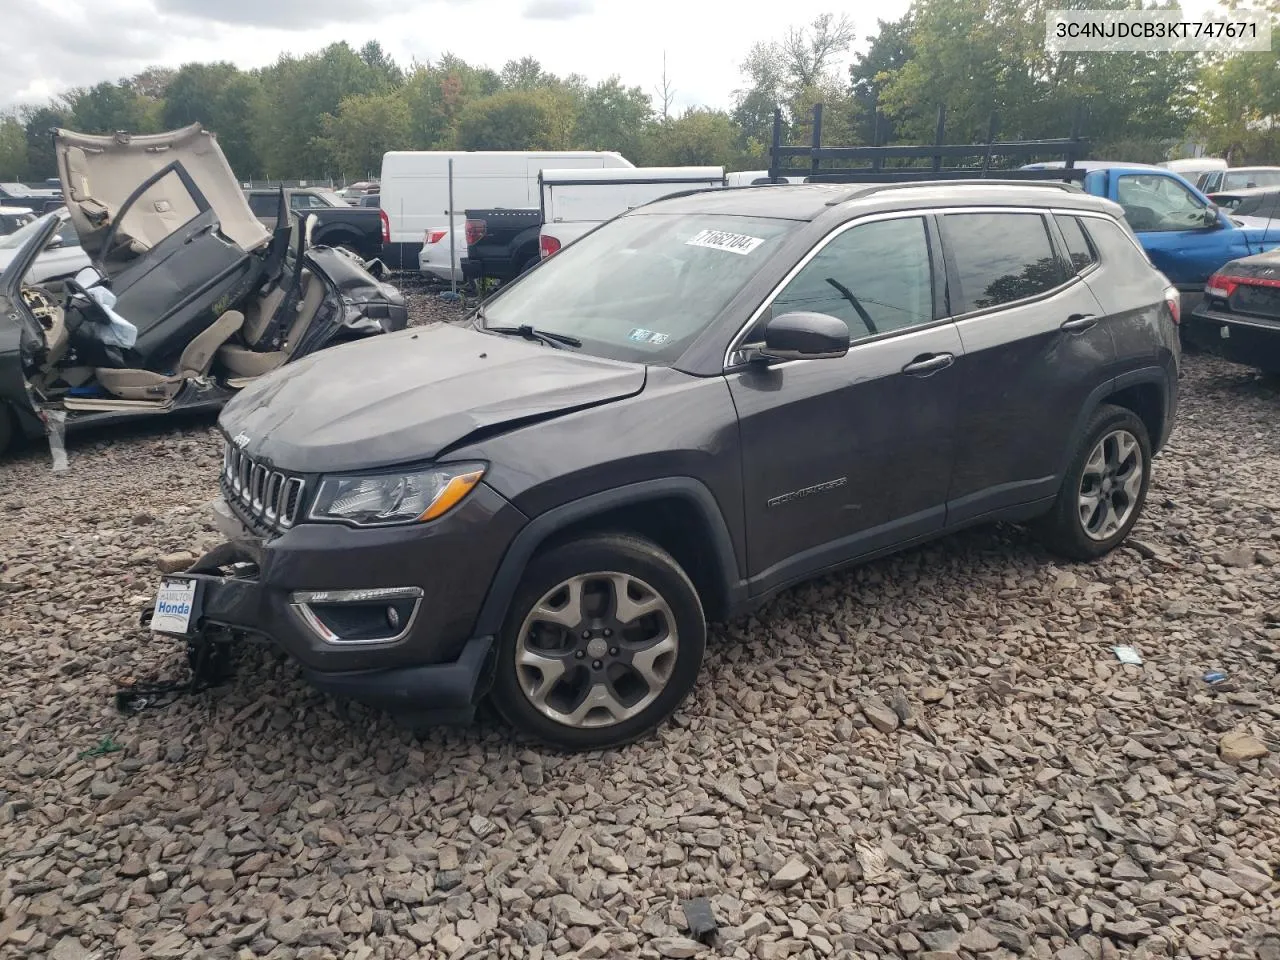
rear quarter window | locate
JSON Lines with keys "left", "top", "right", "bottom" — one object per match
{"left": 1055, "top": 215, "right": 1098, "bottom": 274}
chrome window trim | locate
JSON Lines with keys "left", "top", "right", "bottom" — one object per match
{"left": 722, "top": 204, "right": 1109, "bottom": 369}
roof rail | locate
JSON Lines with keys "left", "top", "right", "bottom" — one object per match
{"left": 825, "top": 177, "right": 1086, "bottom": 206}
{"left": 769, "top": 102, "right": 1089, "bottom": 186}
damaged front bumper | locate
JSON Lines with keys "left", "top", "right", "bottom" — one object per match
{"left": 152, "top": 489, "right": 524, "bottom": 725}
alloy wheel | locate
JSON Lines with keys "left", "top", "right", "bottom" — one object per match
{"left": 516, "top": 572, "right": 679, "bottom": 729}
{"left": 1078, "top": 428, "right": 1143, "bottom": 541}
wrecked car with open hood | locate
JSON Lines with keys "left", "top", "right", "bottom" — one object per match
{"left": 0, "top": 124, "right": 406, "bottom": 458}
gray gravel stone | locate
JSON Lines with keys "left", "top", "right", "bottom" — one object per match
{"left": 2, "top": 352, "right": 1278, "bottom": 960}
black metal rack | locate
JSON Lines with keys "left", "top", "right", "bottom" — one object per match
{"left": 767, "top": 103, "right": 1090, "bottom": 184}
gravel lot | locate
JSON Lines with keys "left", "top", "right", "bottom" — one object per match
{"left": 1, "top": 336, "right": 1277, "bottom": 960}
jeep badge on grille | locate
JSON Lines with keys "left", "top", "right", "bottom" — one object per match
{"left": 233, "top": 432, "right": 250, "bottom": 448}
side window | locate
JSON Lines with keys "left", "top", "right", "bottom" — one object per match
{"left": 1116, "top": 174, "right": 1209, "bottom": 232}
{"left": 290, "top": 193, "right": 314, "bottom": 209}
{"left": 1055, "top": 215, "right": 1097, "bottom": 274}
{"left": 941, "top": 212, "right": 1065, "bottom": 313}
{"left": 247, "top": 193, "right": 278, "bottom": 217}
{"left": 771, "top": 217, "right": 934, "bottom": 342}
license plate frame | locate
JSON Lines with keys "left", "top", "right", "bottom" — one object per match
{"left": 151, "top": 576, "right": 203, "bottom": 637}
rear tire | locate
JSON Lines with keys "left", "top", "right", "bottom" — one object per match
{"left": 1034, "top": 404, "right": 1151, "bottom": 561}
{"left": 489, "top": 534, "right": 706, "bottom": 751}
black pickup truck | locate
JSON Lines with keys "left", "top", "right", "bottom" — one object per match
{"left": 0, "top": 183, "right": 62, "bottom": 213}
{"left": 462, "top": 207, "right": 543, "bottom": 284}
{"left": 245, "top": 188, "right": 384, "bottom": 262}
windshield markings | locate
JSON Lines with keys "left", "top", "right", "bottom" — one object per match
{"left": 685, "top": 229, "right": 765, "bottom": 255}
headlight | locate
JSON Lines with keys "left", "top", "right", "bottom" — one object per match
{"left": 308, "top": 463, "right": 486, "bottom": 527}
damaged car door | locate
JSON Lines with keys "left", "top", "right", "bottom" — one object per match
{"left": 57, "top": 127, "right": 270, "bottom": 367}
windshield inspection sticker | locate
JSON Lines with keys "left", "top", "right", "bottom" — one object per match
{"left": 685, "top": 229, "right": 765, "bottom": 255}
{"left": 628, "top": 328, "right": 671, "bottom": 345}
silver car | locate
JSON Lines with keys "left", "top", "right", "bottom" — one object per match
{"left": 0, "top": 208, "right": 90, "bottom": 284}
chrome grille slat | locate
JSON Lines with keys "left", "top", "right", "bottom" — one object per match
{"left": 220, "top": 439, "right": 304, "bottom": 534}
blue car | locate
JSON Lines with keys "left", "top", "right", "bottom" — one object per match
{"left": 1023, "top": 161, "right": 1280, "bottom": 312}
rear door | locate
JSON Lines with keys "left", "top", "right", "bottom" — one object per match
{"left": 729, "top": 213, "right": 963, "bottom": 593}
{"left": 940, "top": 208, "right": 1114, "bottom": 525}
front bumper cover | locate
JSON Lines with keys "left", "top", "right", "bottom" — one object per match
{"left": 169, "top": 484, "right": 526, "bottom": 722}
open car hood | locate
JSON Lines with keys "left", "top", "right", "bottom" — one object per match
{"left": 220, "top": 323, "right": 647, "bottom": 474}
{"left": 55, "top": 124, "right": 269, "bottom": 264}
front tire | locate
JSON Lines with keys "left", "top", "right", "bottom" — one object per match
{"left": 1034, "top": 404, "right": 1152, "bottom": 561}
{"left": 489, "top": 534, "right": 706, "bottom": 751}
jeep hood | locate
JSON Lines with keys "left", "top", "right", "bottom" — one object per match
{"left": 55, "top": 124, "right": 269, "bottom": 263}
{"left": 221, "top": 323, "right": 647, "bottom": 473}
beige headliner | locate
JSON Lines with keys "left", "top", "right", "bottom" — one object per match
{"left": 55, "top": 124, "right": 269, "bottom": 259}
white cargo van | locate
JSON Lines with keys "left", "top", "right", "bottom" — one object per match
{"left": 378, "top": 150, "right": 633, "bottom": 273}
{"left": 537, "top": 166, "right": 727, "bottom": 260}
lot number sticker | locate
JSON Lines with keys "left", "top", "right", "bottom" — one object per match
{"left": 685, "top": 229, "right": 765, "bottom": 255}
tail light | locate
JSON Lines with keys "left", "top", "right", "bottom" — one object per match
{"left": 379, "top": 209, "right": 390, "bottom": 244}
{"left": 423, "top": 230, "right": 447, "bottom": 245}
{"left": 1164, "top": 285, "right": 1180, "bottom": 325}
{"left": 1207, "top": 271, "right": 1280, "bottom": 299}
{"left": 540, "top": 234, "right": 562, "bottom": 259}
{"left": 465, "top": 219, "right": 486, "bottom": 246}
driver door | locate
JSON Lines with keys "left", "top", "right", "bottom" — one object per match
{"left": 727, "top": 214, "right": 964, "bottom": 596}
{"left": 1108, "top": 171, "right": 1252, "bottom": 289}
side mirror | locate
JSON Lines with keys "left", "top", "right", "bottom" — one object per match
{"left": 756, "top": 311, "right": 850, "bottom": 362}
{"left": 45, "top": 234, "right": 64, "bottom": 249}
{"left": 1203, "top": 205, "right": 1224, "bottom": 229}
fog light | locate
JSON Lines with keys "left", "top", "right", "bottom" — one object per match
{"left": 289, "top": 587, "right": 422, "bottom": 644}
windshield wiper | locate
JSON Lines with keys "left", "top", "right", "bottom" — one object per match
{"left": 483, "top": 323, "right": 582, "bottom": 349}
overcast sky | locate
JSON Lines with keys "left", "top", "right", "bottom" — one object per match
{"left": 3, "top": 0, "right": 917, "bottom": 113}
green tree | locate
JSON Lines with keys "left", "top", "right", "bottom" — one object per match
{"left": 65, "top": 80, "right": 158, "bottom": 135}
{"left": 573, "top": 77, "right": 652, "bottom": 161}
{"left": 733, "top": 14, "right": 856, "bottom": 149}
{"left": 316, "top": 91, "right": 412, "bottom": 177}
{"left": 163, "top": 62, "right": 263, "bottom": 177}
{"left": 254, "top": 43, "right": 403, "bottom": 177}
{"left": 1195, "top": 3, "right": 1280, "bottom": 162}
{"left": 21, "top": 106, "right": 69, "bottom": 180}
{"left": 849, "top": 13, "right": 914, "bottom": 142}
{"left": 402, "top": 55, "right": 503, "bottom": 149}
{"left": 454, "top": 89, "right": 569, "bottom": 150}
{"left": 0, "top": 116, "right": 28, "bottom": 179}
{"left": 648, "top": 108, "right": 743, "bottom": 166}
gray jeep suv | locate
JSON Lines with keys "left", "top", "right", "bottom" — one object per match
{"left": 153, "top": 181, "right": 1181, "bottom": 751}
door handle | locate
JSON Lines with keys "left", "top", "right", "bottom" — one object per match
{"left": 901, "top": 352, "right": 955, "bottom": 377}
{"left": 1061, "top": 313, "right": 1098, "bottom": 332}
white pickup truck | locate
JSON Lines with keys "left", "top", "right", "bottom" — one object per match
{"left": 537, "top": 167, "right": 727, "bottom": 260}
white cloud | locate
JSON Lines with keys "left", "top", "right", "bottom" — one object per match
{"left": 2, "top": 0, "right": 912, "bottom": 115}
{"left": 523, "top": 0, "right": 593, "bottom": 19}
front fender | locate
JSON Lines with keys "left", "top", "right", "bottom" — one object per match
{"left": 469, "top": 477, "right": 748, "bottom": 638}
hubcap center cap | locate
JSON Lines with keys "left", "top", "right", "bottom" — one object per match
{"left": 586, "top": 637, "right": 609, "bottom": 659}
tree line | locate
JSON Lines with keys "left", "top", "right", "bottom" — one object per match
{"left": 0, "top": 0, "right": 1276, "bottom": 183}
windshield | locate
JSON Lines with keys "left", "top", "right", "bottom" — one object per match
{"left": 1224, "top": 170, "right": 1280, "bottom": 190}
{"left": 481, "top": 213, "right": 798, "bottom": 363}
